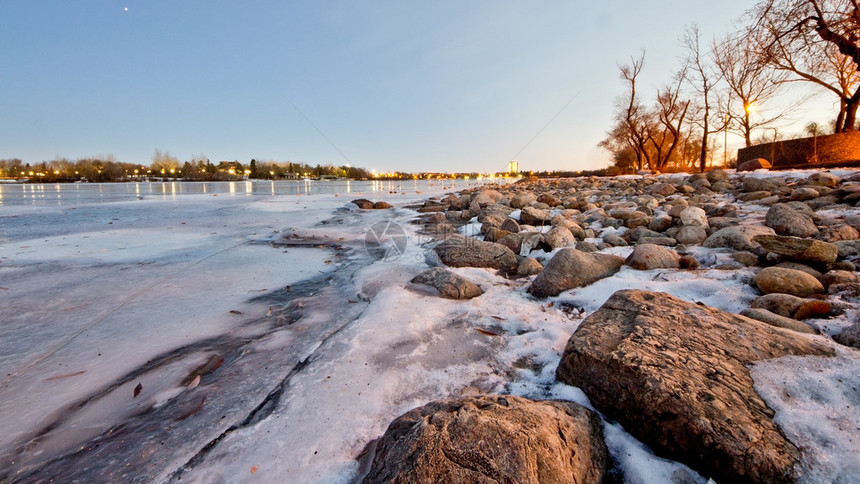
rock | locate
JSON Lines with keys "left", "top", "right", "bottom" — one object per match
{"left": 362, "top": 395, "right": 608, "bottom": 484}
{"left": 627, "top": 226, "right": 665, "bottom": 242}
{"left": 790, "top": 187, "right": 820, "bottom": 201}
{"left": 528, "top": 249, "right": 624, "bottom": 298}
{"left": 821, "top": 269, "right": 860, "bottom": 290}
{"left": 742, "top": 176, "right": 777, "bottom": 193}
{"left": 731, "top": 251, "right": 761, "bottom": 267}
{"left": 793, "top": 300, "right": 831, "bottom": 320}
{"left": 706, "top": 169, "right": 730, "bottom": 183}
{"left": 752, "top": 234, "right": 838, "bottom": 264}
{"left": 544, "top": 226, "right": 576, "bottom": 249}
{"left": 497, "top": 232, "right": 545, "bottom": 256}
{"left": 648, "top": 214, "right": 673, "bottom": 232}
{"left": 808, "top": 172, "right": 841, "bottom": 187}
{"left": 537, "top": 193, "right": 562, "bottom": 207}
{"left": 472, "top": 189, "right": 505, "bottom": 207}
{"left": 835, "top": 240, "right": 860, "bottom": 258}
{"left": 373, "top": 201, "right": 393, "bottom": 209}
{"left": 740, "top": 308, "right": 817, "bottom": 334}
{"left": 351, "top": 198, "right": 374, "bottom": 209}
{"left": 411, "top": 268, "right": 483, "bottom": 299}
{"left": 834, "top": 323, "right": 860, "bottom": 349}
{"left": 500, "top": 218, "right": 520, "bottom": 233}
{"left": 765, "top": 204, "right": 819, "bottom": 238}
{"left": 774, "top": 261, "right": 823, "bottom": 279}
{"left": 647, "top": 182, "right": 676, "bottom": 196}
{"left": 509, "top": 192, "right": 537, "bottom": 209}
{"left": 750, "top": 293, "right": 806, "bottom": 318}
{"left": 556, "top": 290, "right": 835, "bottom": 484}
{"left": 819, "top": 224, "right": 860, "bottom": 242}
{"left": 637, "top": 236, "right": 677, "bottom": 246}
{"left": 519, "top": 206, "right": 552, "bottom": 226}
{"left": 602, "top": 233, "right": 628, "bottom": 247}
{"left": 679, "top": 206, "right": 709, "bottom": 230}
{"left": 516, "top": 257, "right": 544, "bottom": 277}
{"left": 483, "top": 228, "right": 512, "bottom": 243}
{"left": 435, "top": 236, "right": 518, "bottom": 271}
{"left": 738, "top": 158, "right": 772, "bottom": 172}
{"left": 704, "top": 225, "right": 776, "bottom": 253}
{"left": 674, "top": 225, "right": 708, "bottom": 245}
{"left": 755, "top": 267, "right": 825, "bottom": 297}
{"left": 625, "top": 244, "right": 681, "bottom": 270}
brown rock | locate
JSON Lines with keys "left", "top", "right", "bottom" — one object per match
{"left": 625, "top": 243, "right": 681, "bottom": 270}
{"left": 740, "top": 308, "right": 818, "bottom": 334}
{"left": 411, "top": 268, "right": 483, "bottom": 299}
{"left": 755, "top": 267, "right": 825, "bottom": 297}
{"left": 704, "top": 225, "right": 776, "bottom": 253}
{"left": 544, "top": 226, "right": 576, "bottom": 249}
{"left": 519, "top": 206, "right": 552, "bottom": 226}
{"left": 556, "top": 290, "right": 835, "bottom": 484}
{"left": 752, "top": 234, "right": 838, "bottom": 264}
{"left": 528, "top": 248, "right": 624, "bottom": 298}
{"left": 516, "top": 257, "right": 543, "bottom": 277}
{"left": 821, "top": 269, "right": 860, "bottom": 290}
{"left": 373, "top": 201, "right": 393, "bottom": 209}
{"left": 435, "top": 236, "right": 518, "bottom": 271}
{"left": 362, "top": 395, "right": 608, "bottom": 484}
{"left": 750, "top": 293, "right": 806, "bottom": 318}
{"left": 738, "top": 158, "right": 772, "bottom": 171}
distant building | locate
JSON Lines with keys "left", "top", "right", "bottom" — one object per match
{"left": 508, "top": 160, "right": 519, "bottom": 174}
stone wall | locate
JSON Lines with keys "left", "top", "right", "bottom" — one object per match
{"left": 736, "top": 131, "right": 860, "bottom": 168}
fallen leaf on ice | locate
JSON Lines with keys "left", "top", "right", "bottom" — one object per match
{"left": 476, "top": 328, "right": 500, "bottom": 337}
{"left": 229, "top": 310, "right": 244, "bottom": 315}
{"left": 265, "top": 306, "right": 273, "bottom": 317}
{"left": 133, "top": 382, "right": 143, "bottom": 398}
{"left": 250, "top": 467, "right": 258, "bottom": 474}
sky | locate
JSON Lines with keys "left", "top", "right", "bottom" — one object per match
{"left": 0, "top": 1, "right": 838, "bottom": 173}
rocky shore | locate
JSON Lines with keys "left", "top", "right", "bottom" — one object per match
{"left": 362, "top": 169, "right": 860, "bottom": 483}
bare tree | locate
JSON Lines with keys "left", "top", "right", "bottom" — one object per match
{"left": 649, "top": 68, "right": 691, "bottom": 171}
{"left": 713, "top": 30, "right": 790, "bottom": 147}
{"left": 618, "top": 52, "right": 654, "bottom": 171}
{"left": 683, "top": 25, "right": 726, "bottom": 172}
{"left": 755, "top": 0, "right": 860, "bottom": 131}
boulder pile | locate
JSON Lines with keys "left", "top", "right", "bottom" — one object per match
{"left": 363, "top": 169, "right": 860, "bottom": 483}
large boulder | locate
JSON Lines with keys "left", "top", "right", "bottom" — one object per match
{"left": 752, "top": 234, "right": 838, "bottom": 264}
{"left": 679, "top": 206, "right": 709, "bottom": 230}
{"left": 528, "top": 248, "right": 624, "bottom": 298}
{"left": 755, "top": 266, "right": 825, "bottom": 298}
{"left": 704, "top": 225, "right": 776, "bottom": 253}
{"left": 556, "top": 290, "right": 835, "bottom": 484}
{"left": 411, "top": 268, "right": 483, "bottom": 299}
{"left": 471, "top": 189, "right": 505, "bottom": 207}
{"left": 765, "top": 204, "right": 819, "bottom": 238}
{"left": 510, "top": 192, "right": 537, "bottom": 209}
{"left": 544, "top": 226, "right": 576, "bottom": 250}
{"left": 362, "top": 395, "right": 608, "bottom": 484}
{"left": 434, "top": 236, "right": 518, "bottom": 271}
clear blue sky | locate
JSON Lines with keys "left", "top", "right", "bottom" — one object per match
{"left": 0, "top": 1, "right": 818, "bottom": 173}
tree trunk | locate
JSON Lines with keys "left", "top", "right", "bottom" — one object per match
{"left": 700, "top": 117, "right": 709, "bottom": 173}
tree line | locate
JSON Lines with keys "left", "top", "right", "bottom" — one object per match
{"left": 601, "top": 0, "right": 860, "bottom": 174}
{"left": 0, "top": 150, "right": 374, "bottom": 183}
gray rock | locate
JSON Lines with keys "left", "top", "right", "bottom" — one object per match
{"left": 790, "top": 187, "right": 820, "bottom": 201}
{"left": 765, "top": 204, "right": 819, "bottom": 238}
{"left": 411, "top": 268, "right": 484, "bottom": 299}
{"left": 362, "top": 395, "right": 608, "bottom": 484}
{"left": 679, "top": 206, "right": 709, "bottom": 230}
{"left": 528, "top": 248, "right": 625, "bottom": 298}
{"left": 704, "top": 225, "right": 776, "bottom": 253}
{"left": 519, "top": 206, "right": 552, "bottom": 226}
{"left": 435, "top": 236, "right": 518, "bottom": 271}
{"left": 556, "top": 290, "right": 834, "bottom": 484}
{"left": 834, "top": 323, "right": 860, "bottom": 349}
{"left": 500, "top": 217, "right": 520, "bottom": 233}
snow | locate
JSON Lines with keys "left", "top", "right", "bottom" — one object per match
{"left": 1, "top": 175, "right": 859, "bottom": 483}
